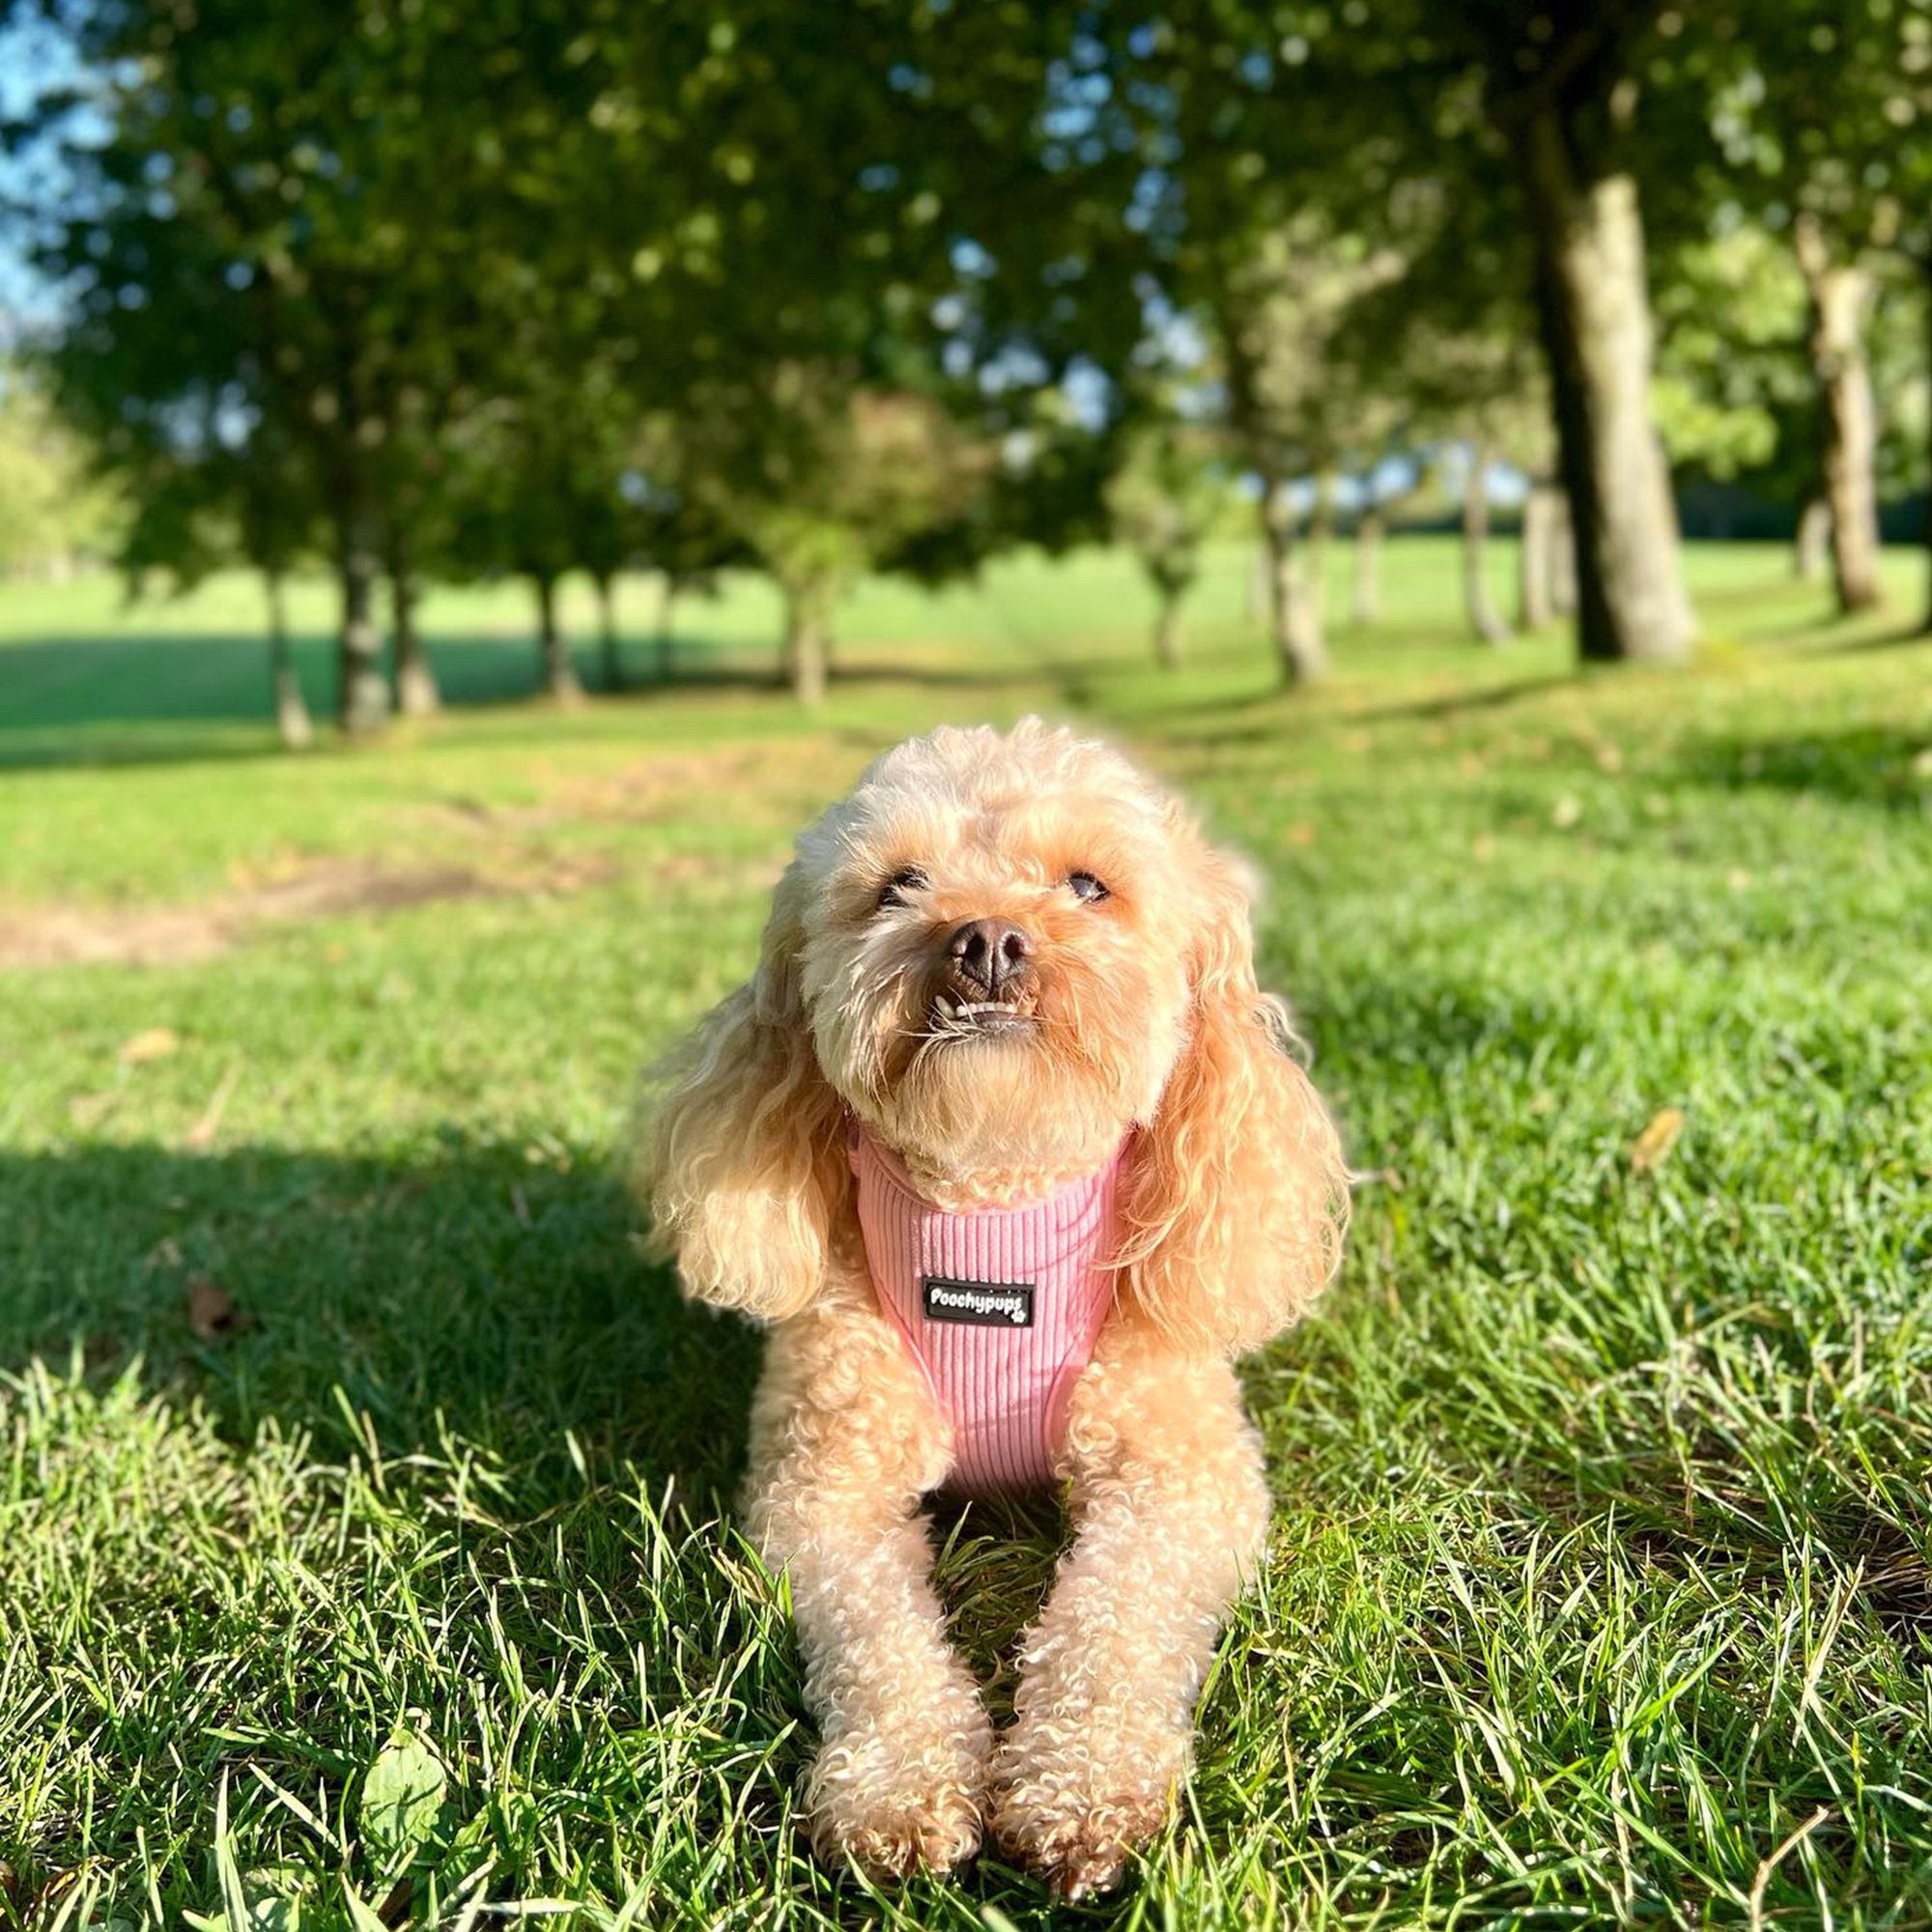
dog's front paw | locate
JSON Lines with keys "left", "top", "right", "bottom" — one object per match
{"left": 990, "top": 1731, "right": 1184, "bottom": 1899}
{"left": 806, "top": 1723, "right": 989, "bottom": 1880}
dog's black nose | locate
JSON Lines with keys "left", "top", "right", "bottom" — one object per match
{"left": 948, "top": 918, "right": 1032, "bottom": 995}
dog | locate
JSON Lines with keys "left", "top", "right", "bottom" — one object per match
{"left": 642, "top": 717, "right": 1348, "bottom": 1897}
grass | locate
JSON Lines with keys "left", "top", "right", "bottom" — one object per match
{"left": 2, "top": 534, "right": 1931, "bottom": 1929}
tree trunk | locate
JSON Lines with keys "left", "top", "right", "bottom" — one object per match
{"left": 1307, "top": 474, "right": 1335, "bottom": 627}
{"left": 1794, "top": 497, "right": 1831, "bottom": 582}
{"left": 336, "top": 513, "right": 390, "bottom": 736}
{"left": 1922, "top": 252, "right": 1932, "bottom": 634}
{"left": 655, "top": 574, "right": 677, "bottom": 680}
{"left": 535, "top": 574, "right": 582, "bottom": 702}
{"left": 1463, "top": 446, "right": 1509, "bottom": 645}
{"left": 266, "top": 572, "right": 313, "bottom": 751}
{"left": 1519, "top": 482, "right": 1557, "bottom": 630}
{"left": 1548, "top": 490, "right": 1577, "bottom": 614}
{"left": 389, "top": 554, "right": 440, "bottom": 719}
{"left": 1259, "top": 484, "right": 1327, "bottom": 684}
{"left": 1351, "top": 505, "right": 1383, "bottom": 627}
{"left": 1515, "top": 105, "right": 1694, "bottom": 663}
{"left": 1245, "top": 545, "right": 1269, "bottom": 621}
{"left": 596, "top": 572, "right": 624, "bottom": 691}
{"left": 1152, "top": 580, "right": 1185, "bottom": 669}
{"left": 782, "top": 582, "right": 831, "bottom": 706}
{"left": 1795, "top": 217, "right": 1883, "bottom": 614}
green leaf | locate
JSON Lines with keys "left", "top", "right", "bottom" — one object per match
{"left": 341, "top": 1884, "right": 390, "bottom": 1932}
{"left": 358, "top": 1734, "right": 448, "bottom": 1862}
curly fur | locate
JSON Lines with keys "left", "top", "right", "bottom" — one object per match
{"left": 639, "top": 718, "right": 1348, "bottom": 1895}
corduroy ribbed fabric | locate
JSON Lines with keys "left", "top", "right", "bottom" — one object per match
{"left": 850, "top": 1122, "right": 1126, "bottom": 1496}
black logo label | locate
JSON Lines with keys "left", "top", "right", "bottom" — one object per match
{"left": 922, "top": 1276, "right": 1036, "bottom": 1328}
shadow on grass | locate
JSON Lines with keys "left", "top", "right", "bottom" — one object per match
{"left": 0, "top": 1135, "right": 758, "bottom": 1498}
{"left": 0, "top": 1131, "right": 1068, "bottom": 1639}
{"left": 0, "top": 630, "right": 773, "bottom": 772}
{"left": 1673, "top": 722, "right": 1932, "bottom": 811}
{"left": 1809, "top": 616, "right": 1932, "bottom": 658}
{"left": 1173, "top": 668, "right": 1581, "bottom": 752}
{"left": 1353, "top": 670, "right": 1578, "bottom": 726}
{"left": 0, "top": 627, "right": 1117, "bottom": 774}
{"left": 0, "top": 1136, "right": 1104, "bottom": 1922}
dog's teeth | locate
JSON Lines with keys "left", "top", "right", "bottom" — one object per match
{"left": 936, "top": 996, "right": 957, "bottom": 1021}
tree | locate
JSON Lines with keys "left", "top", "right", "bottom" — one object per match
{"left": 1339, "top": 188, "right": 1552, "bottom": 647}
{"left": 1208, "top": 221, "right": 1405, "bottom": 681}
{"left": 0, "top": 368, "right": 121, "bottom": 577}
{"left": 13, "top": 0, "right": 1132, "bottom": 724}
{"left": 1457, "top": 3, "right": 1697, "bottom": 663}
{"left": 107, "top": 418, "right": 320, "bottom": 751}
{"left": 621, "top": 427, "right": 749, "bottom": 684}
{"left": 1700, "top": 0, "right": 1932, "bottom": 614}
{"left": 1105, "top": 417, "right": 1226, "bottom": 668}
{"left": 695, "top": 370, "right": 993, "bottom": 704}
{"left": 1653, "top": 227, "right": 1809, "bottom": 500}
{"left": 1104, "top": 2, "right": 1697, "bottom": 672}
{"left": 1103, "top": 20, "right": 1407, "bottom": 686}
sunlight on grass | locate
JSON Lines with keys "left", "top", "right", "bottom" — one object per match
{"left": 2, "top": 539, "right": 1930, "bottom": 1927}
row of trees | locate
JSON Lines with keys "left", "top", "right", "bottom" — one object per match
{"left": 0, "top": 367, "right": 118, "bottom": 578}
{"left": 4, "top": 0, "right": 1929, "bottom": 741}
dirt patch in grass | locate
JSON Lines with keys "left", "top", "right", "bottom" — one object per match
{"left": 0, "top": 854, "right": 612, "bottom": 969}
{"left": 417, "top": 738, "right": 858, "bottom": 836}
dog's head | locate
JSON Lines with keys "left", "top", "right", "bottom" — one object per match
{"left": 645, "top": 718, "right": 1347, "bottom": 1351}
{"left": 793, "top": 720, "right": 1199, "bottom": 1181}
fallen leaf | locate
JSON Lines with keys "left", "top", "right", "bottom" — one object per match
{"left": 120, "top": 1026, "right": 180, "bottom": 1065}
{"left": 185, "top": 1064, "right": 242, "bottom": 1151}
{"left": 1471, "top": 833, "right": 1497, "bottom": 862}
{"left": 1287, "top": 822, "right": 1318, "bottom": 848}
{"left": 186, "top": 1275, "right": 245, "bottom": 1341}
{"left": 1551, "top": 795, "right": 1582, "bottom": 830}
{"left": 69, "top": 1091, "right": 120, "bottom": 1131}
{"left": 1592, "top": 740, "right": 1625, "bottom": 775}
{"left": 359, "top": 1735, "right": 447, "bottom": 1863}
{"left": 1631, "top": 1107, "right": 1686, "bottom": 1175}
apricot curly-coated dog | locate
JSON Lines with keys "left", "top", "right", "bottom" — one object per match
{"left": 642, "top": 718, "right": 1348, "bottom": 1898}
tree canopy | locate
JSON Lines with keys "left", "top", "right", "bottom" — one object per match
{"left": 5, "top": 0, "right": 1931, "bottom": 725}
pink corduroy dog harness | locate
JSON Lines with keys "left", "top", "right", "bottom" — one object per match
{"left": 850, "top": 1124, "right": 1128, "bottom": 1496}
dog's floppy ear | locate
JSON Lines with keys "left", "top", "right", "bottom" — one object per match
{"left": 639, "top": 857, "right": 849, "bottom": 1321}
{"left": 1120, "top": 834, "right": 1348, "bottom": 1356}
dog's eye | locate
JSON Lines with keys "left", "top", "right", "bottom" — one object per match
{"left": 1066, "top": 870, "right": 1110, "bottom": 904}
{"left": 877, "top": 866, "right": 927, "bottom": 909}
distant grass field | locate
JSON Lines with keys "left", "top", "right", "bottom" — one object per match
{"left": 3, "top": 536, "right": 1931, "bottom": 1929}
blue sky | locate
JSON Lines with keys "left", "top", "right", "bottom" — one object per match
{"left": 0, "top": 14, "right": 84, "bottom": 347}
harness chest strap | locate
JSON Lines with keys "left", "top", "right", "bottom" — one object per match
{"left": 848, "top": 1122, "right": 1128, "bottom": 1496}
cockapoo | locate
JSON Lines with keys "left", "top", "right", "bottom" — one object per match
{"left": 643, "top": 718, "right": 1348, "bottom": 1897}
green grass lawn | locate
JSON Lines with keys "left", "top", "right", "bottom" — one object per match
{"left": 3, "top": 536, "right": 1932, "bottom": 1929}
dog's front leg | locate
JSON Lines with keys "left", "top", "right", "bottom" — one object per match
{"left": 990, "top": 1324, "right": 1271, "bottom": 1898}
{"left": 745, "top": 1280, "right": 992, "bottom": 1879}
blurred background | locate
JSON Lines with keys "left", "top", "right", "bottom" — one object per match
{"left": 0, "top": 0, "right": 1928, "bottom": 733}
{"left": 5, "top": 5, "right": 1932, "bottom": 1929}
